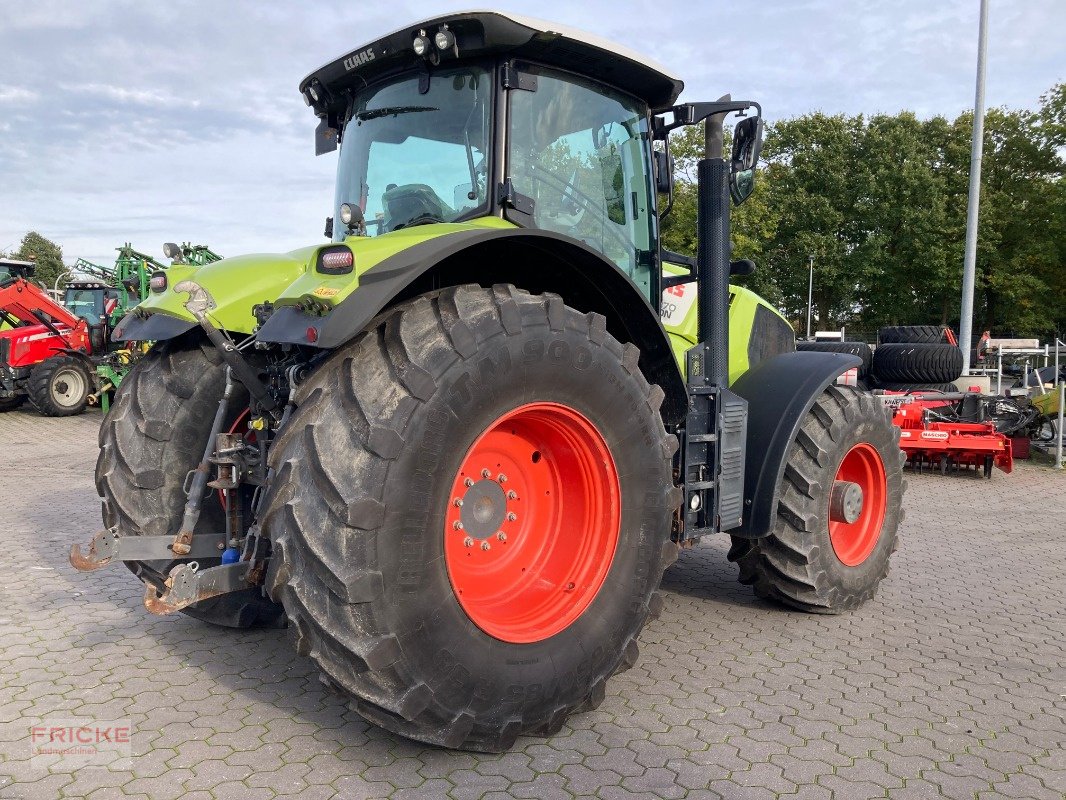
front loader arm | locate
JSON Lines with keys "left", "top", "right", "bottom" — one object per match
{"left": 0, "top": 278, "right": 83, "bottom": 331}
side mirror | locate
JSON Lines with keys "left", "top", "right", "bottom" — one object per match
{"left": 653, "top": 149, "right": 673, "bottom": 195}
{"left": 324, "top": 216, "right": 334, "bottom": 239}
{"left": 730, "top": 169, "right": 755, "bottom": 205}
{"left": 732, "top": 116, "right": 763, "bottom": 170}
{"left": 730, "top": 116, "right": 763, "bottom": 205}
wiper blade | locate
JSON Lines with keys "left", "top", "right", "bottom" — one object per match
{"left": 355, "top": 105, "right": 438, "bottom": 121}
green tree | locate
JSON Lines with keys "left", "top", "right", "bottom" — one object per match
{"left": 13, "top": 231, "right": 67, "bottom": 290}
{"left": 659, "top": 124, "right": 779, "bottom": 305}
{"left": 654, "top": 85, "right": 1065, "bottom": 339}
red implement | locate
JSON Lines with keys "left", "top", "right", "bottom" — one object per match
{"left": 887, "top": 393, "right": 1012, "bottom": 477}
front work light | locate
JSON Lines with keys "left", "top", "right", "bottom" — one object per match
{"left": 339, "top": 203, "right": 354, "bottom": 226}
{"left": 413, "top": 32, "right": 431, "bottom": 56}
{"left": 434, "top": 27, "right": 455, "bottom": 51}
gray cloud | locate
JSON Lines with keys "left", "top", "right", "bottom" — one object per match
{"left": 0, "top": 0, "right": 1061, "bottom": 265}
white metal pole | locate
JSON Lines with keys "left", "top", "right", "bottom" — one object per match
{"left": 806, "top": 255, "right": 814, "bottom": 340}
{"left": 1057, "top": 381, "right": 1064, "bottom": 470}
{"left": 958, "top": 0, "right": 989, "bottom": 377}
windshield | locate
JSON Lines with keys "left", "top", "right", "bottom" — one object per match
{"left": 64, "top": 289, "right": 105, "bottom": 324}
{"left": 333, "top": 65, "right": 492, "bottom": 239}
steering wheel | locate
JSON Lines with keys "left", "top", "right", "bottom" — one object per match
{"left": 527, "top": 166, "right": 633, "bottom": 254}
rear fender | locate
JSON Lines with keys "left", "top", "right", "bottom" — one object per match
{"left": 731, "top": 350, "right": 862, "bottom": 538}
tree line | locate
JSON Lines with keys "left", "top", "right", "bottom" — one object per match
{"left": 661, "top": 83, "right": 1066, "bottom": 340}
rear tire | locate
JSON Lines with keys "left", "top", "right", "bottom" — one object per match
{"left": 96, "top": 333, "right": 284, "bottom": 628}
{"left": 28, "top": 355, "right": 92, "bottom": 416}
{"left": 728, "top": 386, "right": 904, "bottom": 613}
{"left": 263, "top": 285, "right": 679, "bottom": 751}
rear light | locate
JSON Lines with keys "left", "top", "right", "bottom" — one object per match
{"left": 149, "top": 271, "right": 167, "bottom": 292}
{"left": 306, "top": 326, "right": 319, "bottom": 343}
{"left": 317, "top": 246, "right": 354, "bottom": 275}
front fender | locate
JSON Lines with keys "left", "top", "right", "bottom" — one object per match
{"left": 731, "top": 350, "right": 862, "bottom": 538}
{"left": 112, "top": 250, "right": 314, "bottom": 341}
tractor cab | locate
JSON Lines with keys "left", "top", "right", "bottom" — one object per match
{"left": 63, "top": 281, "right": 120, "bottom": 352}
{"left": 0, "top": 258, "right": 36, "bottom": 284}
{"left": 305, "top": 11, "right": 686, "bottom": 301}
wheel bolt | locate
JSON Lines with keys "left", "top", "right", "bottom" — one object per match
{"left": 506, "top": 490, "right": 517, "bottom": 500}
{"left": 481, "top": 468, "right": 491, "bottom": 479}
{"left": 453, "top": 498, "right": 463, "bottom": 507}
{"left": 464, "top": 478, "right": 474, "bottom": 487}
{"left": 507, "top": 512, "right": 517, "bottom": 522}
{"left": 497, "top": 532, "right": 507, "bottom": 542}
{"left": 453, "top": 521, "right": 464, "bottom": 531}
{"left": 498, "top": 473, "right": 507, "bottom": 483}
{"left": 481, "top": 541, "right": 491, "bottom": 551}
{"left": 463, "top": 536, "right": 474, "bottom": 547}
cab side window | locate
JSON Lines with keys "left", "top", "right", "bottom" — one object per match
{"left": 508, "top": 68, "right": 656, "bottom": 298}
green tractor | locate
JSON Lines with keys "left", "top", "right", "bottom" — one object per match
{"left": 75, "top": 12, "right": 904, "bottom": 751}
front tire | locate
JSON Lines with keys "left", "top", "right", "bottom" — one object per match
{"left": 0, "top": 395, "right": 27, "bottom": 412}
{"left": 29, "top": 355, "right": 92, "bottom": 416}
{"left": 728, "top": 385, "right": 904, "bottom": 613}
{"left": 263, "top": 285, "right": 679, "bottom": 751}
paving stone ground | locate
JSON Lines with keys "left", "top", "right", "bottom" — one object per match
{"left": 0, "top": 406, "right": 1064, "bottom": 799}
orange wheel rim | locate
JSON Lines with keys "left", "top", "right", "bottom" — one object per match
{"left": 443, "top": 402, "right": 621, "bottom": 643}
{"left": 829, "top": 443, "right": 887, "bottom": 566}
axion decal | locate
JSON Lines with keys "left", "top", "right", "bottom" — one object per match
{"left": 660, "top": 282, "right": 696, "bottom": 326}
{"left": 343, "top": 48, "right": 375, "bottom": 71}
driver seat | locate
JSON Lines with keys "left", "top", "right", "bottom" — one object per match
{"left": 381, "top": 184, "right": 452, "bottom": 231}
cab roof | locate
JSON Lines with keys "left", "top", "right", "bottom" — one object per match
{"left": 301, "top": 10, "right": 684, "bottom": 115}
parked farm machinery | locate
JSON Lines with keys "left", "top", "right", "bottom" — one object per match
{"left": 883, "top": 391, "right": 1012, "bottom": 477}
{"left": 1, "top": 243, "right": 222, "bottom": 415}
{"left": 71, "top": 11, "right": 906, "bottom": 752}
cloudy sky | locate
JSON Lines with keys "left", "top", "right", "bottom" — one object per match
{"left": 1, "top": 0, "right": 1061, "bottom": 267}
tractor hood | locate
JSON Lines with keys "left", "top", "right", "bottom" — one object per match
{"left": 1, "top": 323, "right": 64, "bottom": 369}
{"left": 112, "top": 248, "right": 316, "bottom": 341}
{"left": 114, "top": 217, "right": 512, "bottom": 344}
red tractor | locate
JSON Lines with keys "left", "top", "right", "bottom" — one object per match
{"left": 0, "top": 259, "right": 117, "bottom": 415}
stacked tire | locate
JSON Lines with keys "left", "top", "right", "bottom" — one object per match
{"left": 796, "top": 341, "right": 873, "bottom": 388}
{"left": 869, "top": 326, "right": 962, "bottom": 393}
